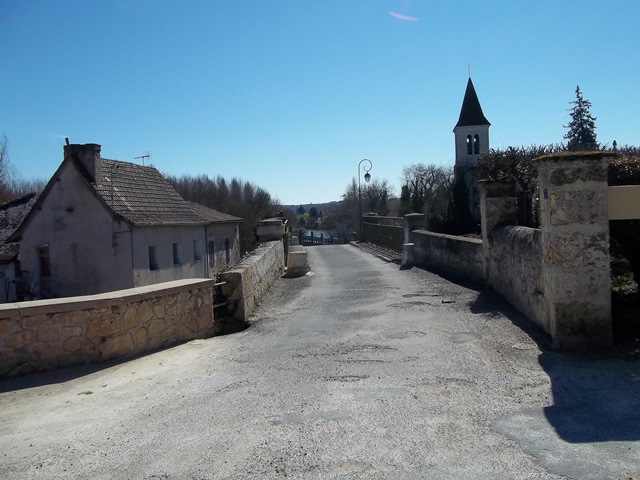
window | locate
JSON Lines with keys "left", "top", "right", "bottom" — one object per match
{"left": 148, "top": 246, "right": 158, "bottom": 271}
{"left": 172, "top": 242, "right": 181, "bottom": 265}
{"left": 193, "top": 240, "right": 203, "bottom": 262}
{"left": 225, "top": 238, "right": 230, "bottom": 264}
{"left": 466, "top": 134, "right": 472, "bottom": 155}
{"left": 473, "top": 134, "right": 480, "bottom": 154}
{"left": 38, "top": 246, "right": 51, "bottom": 277}
{"left": 208, "top": 240, "right": 215, "bottom": 268}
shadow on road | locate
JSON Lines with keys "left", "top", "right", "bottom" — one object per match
{"left": 467, "top": 282, "right": 640, "bottom": 443}
{"left": 540, "top": 348, "right": 640, "bottom": 443}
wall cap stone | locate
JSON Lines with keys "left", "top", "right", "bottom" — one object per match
{"left": 533, "top": 151, "right": 616, "bottom": 163}
{"left": 0, "top": 279, "right": 217, "bottom": 319}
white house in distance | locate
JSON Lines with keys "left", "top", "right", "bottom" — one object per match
{"left": 10, "top": 143, "right": 242, "bottom": 298}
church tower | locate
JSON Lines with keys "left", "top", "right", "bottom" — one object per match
{"left": 453, "top": 77, "right": 490, "bottom": 226}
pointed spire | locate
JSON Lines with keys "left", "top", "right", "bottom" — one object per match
{"left": 455, "top": 77, "right": 490, "bottom": 128}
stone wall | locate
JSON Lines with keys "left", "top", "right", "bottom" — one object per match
{"left": 485, "top": 226, "right": 546, "bottom": 330}
{"left": 411, "top": 230, "right": 484, "bottom": 283}
{"left": 220, "top": 240, "right": 285, "bottom": 322}
{"left": 0, "top": 279, "right": 217, "bottom": 376}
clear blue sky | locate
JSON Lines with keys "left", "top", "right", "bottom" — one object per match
{"left": 2, "top": 0, "right": 639, "bottom": 205}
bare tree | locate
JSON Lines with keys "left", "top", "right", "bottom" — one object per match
{"left": 401, "top": 163, "right": 453, "bottom": 218}
{"left": 166, "top": 173, "right": 280, "bottom": 254}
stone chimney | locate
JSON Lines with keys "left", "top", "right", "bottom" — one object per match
{"left": 64, "top": 143, "right": 102, "bottom": 184}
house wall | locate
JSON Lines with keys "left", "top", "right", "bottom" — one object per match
{"left": 132, "top": 225, "right": 207, "bottom": 287}
{"left": 19, "top": 161, "right": 133, "bottom": 297}
{"left": 0, "top": 279, "right": 217, "bottom": 377}
{"left": 206, "top": 223, "right": 241, "bottom": 276}
{"left": 0, "top": 264, "right": 16, "bottom": 303}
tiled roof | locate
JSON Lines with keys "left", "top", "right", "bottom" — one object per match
{"left": 0, "top": 193, "right": 36, "bottom": 263}
{"left": 455, "top": 77, "right": 490, "bottom": 128}
{"left": 187, "top": 202, "right": 242, "bottom": 224}
{"left": 94, "top": 159, "right": 208, "bottom": 226}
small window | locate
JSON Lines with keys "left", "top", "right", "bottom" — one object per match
{"left": 466, "top": 134, "right": 472, "bottom": 155}
{"left": 473, "top": 134, "right": 480, "bottom": 154}
{"left": 225, "top": 238, "right": 230, "bottom": 264}
{"left": 38, "top": 246, "right": 51, "bottom": 277}
{"left": 208, "top": 240, "right": 215, "bottom": 268}
{"left": 148, "top": 246, "right": 158, "bottom": 271}
{"left": 193, "top": 240, "right": 203, "bottom": 262}
{"left": 172, "top": 242, "right": 181, "bottom": 265}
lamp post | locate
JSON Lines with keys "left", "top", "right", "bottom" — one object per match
{"left": 358, "top": 158, "right": 372, "bottom": 242}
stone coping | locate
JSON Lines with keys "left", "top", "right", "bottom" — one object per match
{"left": 533, "top": 151, "right": 616, "bottom": 162}
{"left": 412, "top": 230, "right": 483, "bottom": 245}
{"left": 0, "top": 278, "right": 217, "bottom": 319}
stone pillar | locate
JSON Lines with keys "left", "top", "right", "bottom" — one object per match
{"left": 401, "top": 213, "right": 424, "bottom": 270}
{"left": 536, "top": 152, "right": 613, "bottom": 350}
{"left": 479, "top": 181, "right": 517, "bottom": 282}
{"left": 256, "top": 218, "right": 286, "bottom": 243}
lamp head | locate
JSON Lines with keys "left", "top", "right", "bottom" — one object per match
{"left": 364, "top": 172, "right": 371, "bottom": 183}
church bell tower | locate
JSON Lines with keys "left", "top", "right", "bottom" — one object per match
{"left": 453, "top": 77, "right": 490, "bottom": 226}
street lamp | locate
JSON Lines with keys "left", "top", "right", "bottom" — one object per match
{"left": 358, "top": 158, "right": 372, "bottom": 242}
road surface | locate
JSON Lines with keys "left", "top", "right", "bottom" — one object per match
{"left": 1, "top": 244, "right": 639, "bottom": 479}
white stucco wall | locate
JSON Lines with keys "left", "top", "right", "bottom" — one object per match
{"left": 132, "top": 225, "right": 207, "bottom": 286}
{"left": 19, "top": 162, "right": 134, "bottom": 297}
{"left": 205, "top": 223, "right": 241, "bottom": 276}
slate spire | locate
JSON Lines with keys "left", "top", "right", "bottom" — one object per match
{"left": 455, "top": 77, "right": 490, "bottom": 128}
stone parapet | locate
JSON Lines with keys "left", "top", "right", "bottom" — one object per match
{"left": 0, "top": 279, "right": 217, "bottom": 376}
{"left": 220, "top": 240, "right": 285, "bottom": 321}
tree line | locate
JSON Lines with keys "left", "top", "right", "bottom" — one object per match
{"left": 165, "top": 173, "right": 280, "bottom": 254}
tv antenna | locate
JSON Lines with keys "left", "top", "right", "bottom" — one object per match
{"left": 134, "top": 153, "right": 150, "bottom": 166}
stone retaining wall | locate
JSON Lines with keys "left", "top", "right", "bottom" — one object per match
{"left": 220, "top": 241, "right": 285, "bottom": 322}
{"left": 0, "top": 279, "right": 217, "bottom": 376}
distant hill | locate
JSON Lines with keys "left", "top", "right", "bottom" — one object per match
{"left": 280, "top": 201, "right": 340, "bottom": 213}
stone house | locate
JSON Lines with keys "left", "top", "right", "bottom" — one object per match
{"left": 0, "top": 193, "right": 37, "bottom": 302}
{"left": 9, "top": 143, "right": 242, "bottom": 298}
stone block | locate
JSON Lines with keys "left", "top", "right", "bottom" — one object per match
{"left": 86, "top": 314, "right": 122, "bottom": 338}
{"left": 286, "top": 250, "right": 309, "bottom": 277}
{"left": 0, "top": 319, "right": 15, "bottom": 335}
{"left": 135, "top": 328, "right": 148, "bottom": 350}
{"left": 548, "top": 190, "right": 608, "bottom": 226}
{"left": 153, "top": 302, "right": 165, "bottom": 319}
{"left": 123, "top": 307, "right": 139, "bottom": 330}
{"left": 63, "top": 326, "right": 83, "bottom": 338}
{"left": 63, "top": 337, "right": 84, "bottom": 352}
{"left": 139, "top": 300, "right": 154, "bottom": 323}
{"left": 4, "top": 332, "right": 26, "bottom": 349}
{"left": 100, "top": 333, "right": 135, "bottom": 359}
{"left": 197, "top": 307, "right": 213, "bottom": 332}
{"left": 33, "top": 344, "right": 64, "bottom": 363}
{"left": 148, "top": 319, "right": 166, "bottom": 337}
{"left": 37, "top": 324, "right": 61, "bottom": 343}
{"left": 69, "top": 310, "right": 91, "bottom": 325}
{"left": 551, "top": 302, "right": 612, "bottom": 350}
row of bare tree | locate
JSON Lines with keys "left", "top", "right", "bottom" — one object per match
{"left": 165, "top": 173, "right": 280, "bottom": 254}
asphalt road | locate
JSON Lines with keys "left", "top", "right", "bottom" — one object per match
{"left": 1, "top": 244, "right": 639, "bottom": 479}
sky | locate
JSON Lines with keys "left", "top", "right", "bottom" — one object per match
{"left": 1, "top": 1, "right": 639, "bottom": 205}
